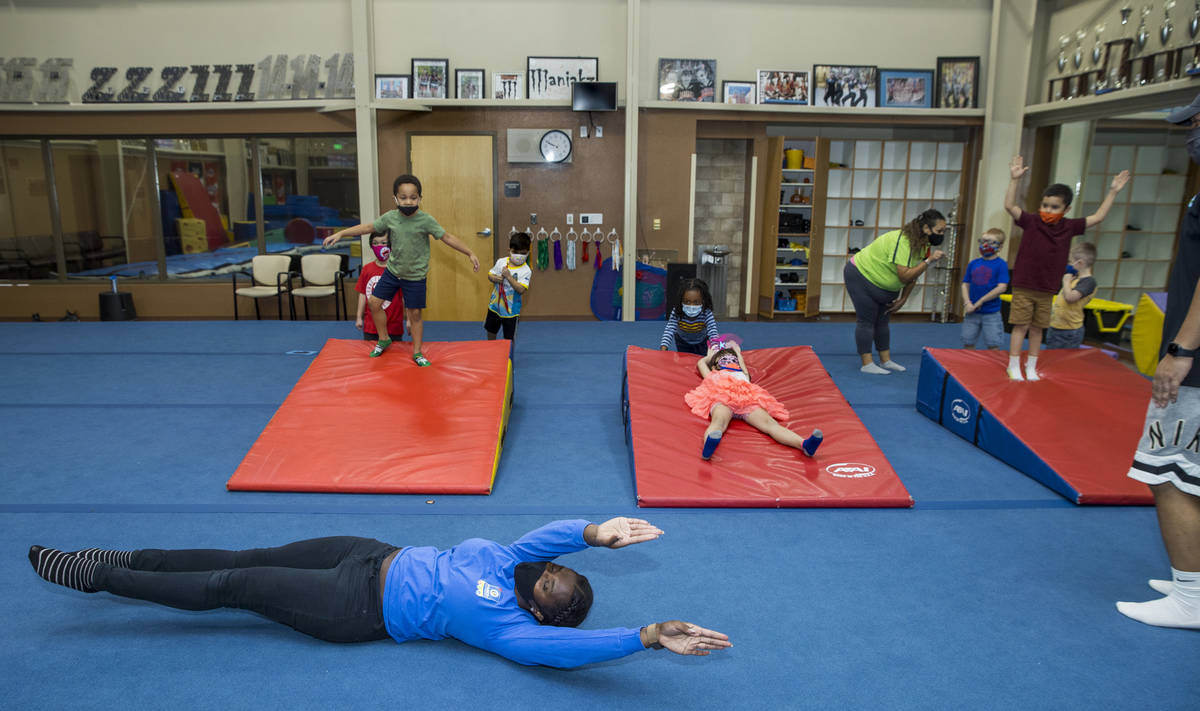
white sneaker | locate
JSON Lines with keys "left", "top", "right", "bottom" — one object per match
{"left": 880, "top": 360, "right": 906, "bottom": 372}
{"left": 861, "top": 362, "right": 889, "bottom": 375}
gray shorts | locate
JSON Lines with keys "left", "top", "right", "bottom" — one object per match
{"left": 1128, "top": 385, "right": 1200, "bottom": 496}
{"left": 1044, "top": 326, "right": 1084, "bottom": 349}
{"left": 961, "top": 311, "right": 1004, "bottom": 349}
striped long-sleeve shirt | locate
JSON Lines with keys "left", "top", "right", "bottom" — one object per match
{"left": 659, "top": 308, "right": 719, "bottom": 350}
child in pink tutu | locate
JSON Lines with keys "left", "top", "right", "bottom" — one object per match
{"left": 684, "top": 340, "right": 823, "bottom": 459}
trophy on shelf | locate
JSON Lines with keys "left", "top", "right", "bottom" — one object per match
{"left": 1074, "top": 28, "right": 1088, "bottom": 71}
{"left": 1094, "top": 23, "right": 1107, "bottom": 64}
{"left": 1092, "top": 23, "right": 1108, "bottom": 92}
{"left": 1133, "top": 5, "right": 1152, "bottom": 84}
{"left": 1058, "top": 34, "right": 1070, "bottom": 73}
{"left": 1162, "top": 0, "right": 1177, "bottom": 46}
{"left": 1187, "top": 1, "right": 1200, "bottom": 72}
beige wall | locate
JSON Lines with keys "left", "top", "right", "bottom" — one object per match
{"left": 640, "top": 0, "right": 992, "bottom": 104}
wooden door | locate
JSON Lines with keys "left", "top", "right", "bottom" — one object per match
{"left": 409, "top": 134, "right": 495, "bottom": 321}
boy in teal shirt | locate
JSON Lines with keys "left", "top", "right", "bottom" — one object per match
{"left": 325, "top": 174, "right": 479, "bottom": 365}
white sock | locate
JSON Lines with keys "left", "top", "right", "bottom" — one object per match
{"left": 1116, "top": 568, "right": 1200, "bottom": 629}
{"left": 1149, "top": 579, "right": 1173, "bottom": 595}
{"left": 860, "top": 362, "right": 889, "bottom": 375}
{"left": 880, "top": 360, "right": 906, "bottom": 372}
{"left": 1008, "top": 356, "right": 1020, "bottom": 371}
{"left": 1024, "top": 356, "right": 1040, "bottom": 381}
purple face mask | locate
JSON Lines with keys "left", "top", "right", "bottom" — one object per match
{"left": 372, "top": 244, "right": 391, "bottom": 261}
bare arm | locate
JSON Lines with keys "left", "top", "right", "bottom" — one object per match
{"left": 439, "top": 231, "right": 480, "bottom": 272}
{"left": 1084, "top": 171, "right": 1131, "bottom": 228}
{"left": 976, "top": 282, "right": 1008, "bottom": 305}
{"left": 961, "top": 281, "right": 975, "bottom": 313}
{"left": 696, "top": 354, "right": 713, "bottom": 378}
{"left": 895, "top": 249, "right": 946, "bottom": 284}
{"left": 1152, "top": 278, "right": 1200, "bottom": 407}
{"left": 1004, "top": 156, "right": 1029, "bottom": 221}
{"left": 355, "top": 293, "right": 366, "bottom": 328}
{"left": 322, "top": 222, "right": 376, "bottom": 247}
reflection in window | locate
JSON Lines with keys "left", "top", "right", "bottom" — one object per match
{"left": 1, "top": 135, "right": 359, "bottom": 281}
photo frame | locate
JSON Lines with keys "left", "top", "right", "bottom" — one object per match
{"left": 657, "top": 58, "right": 716, "bottom": 102}
{"left": 526, "top": 56, "right": 598, "bottom": 100}
{"left": 374, "top": 74, "right": 410, "bottom": 100}
{"left": 812, "top": 65, "right": 878, "bottom": 108}
{"left": 493, "top": 72, "right": 522, "bottom": 100}
{"left": 722, "top": 80, "right": 756, "bottom": 105}
{"left": 756, "top": 70, "right": 808, "bottom": 105}
{"left": 411, "top": 58, "right": 449, "bottom": 99}
{"left": 935, "top": 56, "right": 980, "bottom": 108}
{"left": 455, "top": 68, "right": 485, "bottom": 99}
{"left": 877, "top": 68, "right": 934, "bottom": 109}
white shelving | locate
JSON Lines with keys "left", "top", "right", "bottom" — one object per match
{"left": 772, "top": 140, "right": 817, "bottom": 311}
{"left": 820, "top": 139, "right": 965, "bottom": 313}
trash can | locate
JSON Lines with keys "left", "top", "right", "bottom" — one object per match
{"left": 698, "top": 245, "right": 731, "bottom": 316}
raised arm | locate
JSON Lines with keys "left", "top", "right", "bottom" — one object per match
{"left": 1004, "top": 155, "right": 1030, "bottom": 221}
{"left": 1084, "top": 170, "right": 1131, "bottom": 228}
{"left": 438, "top": 231, "right": 480, "bottom": 272}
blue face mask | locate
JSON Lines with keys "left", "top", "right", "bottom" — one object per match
{"left": 682, "top": 304, "right": 702, "bottom": 317}
{"left": 979, "top": 241, "right": 998, "bottom": 258}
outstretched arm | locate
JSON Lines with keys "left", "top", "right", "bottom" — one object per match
{"left": 1004, "top": 156, "right": 1029, "bottom": 221}
{"left": 1084, "top": 170, "right": 1131, "bottom": 228}
{"left": 583, "top": 517, "right": 663, "bottom": 548}
{"left": 322, "top": 222, "right": 376, "bottom": 248}
{"left": 439, "top": 231, "right": 480, "bottom": 272}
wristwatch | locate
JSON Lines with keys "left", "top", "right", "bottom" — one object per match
{"left": 1167, "top": 342, "right": 1199, "bottom": 358}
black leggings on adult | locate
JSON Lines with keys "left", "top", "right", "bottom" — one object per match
{"left": 844, "top": 261, "right": 900, "bottom": 356}
{"left": 94, "top": 536, "right": 398, "bottom": 642}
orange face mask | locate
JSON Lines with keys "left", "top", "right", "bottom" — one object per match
{"left": 1039, "top": 210, "right": 1064, "bottom": 225}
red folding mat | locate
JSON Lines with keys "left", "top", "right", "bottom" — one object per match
{"left": 921, "top": 348, "right": 1152, "bottom": 504}
{"left": 227, "top": 339, "right": 512, "bottom": 494}
{"left": 624, "top": 345, "right": 912, "bottom": 508}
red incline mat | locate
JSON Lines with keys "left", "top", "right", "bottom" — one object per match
{"left": 227, "top": 339, "right": 512, "bottom": 494}
{"left": 624, "top": 346, "right": 912, "bottom": 508}
{"left": 924, "top": 348, "right": 1152, "bottom": 504}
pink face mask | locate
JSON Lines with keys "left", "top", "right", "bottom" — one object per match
{"left": 372, "top": 244, "right": 391, "bottom": 261}
{"left": 716, "top": 354, "right": 739, "bottom": 369}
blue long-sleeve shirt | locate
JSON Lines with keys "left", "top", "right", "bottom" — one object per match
{"left": 660, "top": 308, "right": 719, "bottom": 349}
{"left": 382, "top": 519, "right": 646, "bottom": 668}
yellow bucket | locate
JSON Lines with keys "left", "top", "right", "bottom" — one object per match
{"left": 785, "top": 149, "right": 804, "bottom": 170}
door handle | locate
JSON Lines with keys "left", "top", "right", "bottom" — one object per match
{"left": 477, "top": 228, "right": 492, "bottom": 237}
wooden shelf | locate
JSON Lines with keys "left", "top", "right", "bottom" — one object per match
{"left": 0, "top": 99, "right": 355, "bottom": 113}
{"left": 643, "top": 100, "right": 984, "bottom": 120}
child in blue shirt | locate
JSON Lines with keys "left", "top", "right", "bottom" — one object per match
{"left": 660, "top": 278, "right": 719, "bottom": 354}
{"left": 960, "top": 228, "right": 1010, "bottom": 349}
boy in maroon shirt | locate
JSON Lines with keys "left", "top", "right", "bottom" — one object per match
{"left": 1003, "top": 155, "right": 1129, "bottom": 380}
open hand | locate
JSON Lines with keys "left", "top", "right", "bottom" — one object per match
{"left": 322, "top": 234, "right": 342, "bottom": 248}
{"left": 929, "top": 249, "right": 946, "bottom": 262}
{"left": 469, "top": 254, "right": 481, "bottom": 272}
{"left": 1111, "top": 170, "right": 1131, "bottom": 193}
{"left": 1152, "top": 355, "right": 1194, "bottom": 408}
{"left": 656, "top": 621, "right": 732, "bottom": 656}
{"left": 1009, "top": 155, "right": 1030, "bottom": 180}
{"left": 963, "top": 301, "right": 976, "bottom": 314}
{"left": 592, "top": 517, "right": 663, "bottom": 548}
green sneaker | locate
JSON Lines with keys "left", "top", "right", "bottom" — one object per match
{"left": 413, "top": 352, "right": 431, "bottom": 367}
{"left": 369, "top": 339, "right": 391, "bottom": 358}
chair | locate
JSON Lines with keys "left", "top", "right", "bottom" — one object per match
{"left": 232, "top": 254, "right": 294, "bottom": 320}
{"left": 290, "top": 253, "right": 348, "bottom": 320}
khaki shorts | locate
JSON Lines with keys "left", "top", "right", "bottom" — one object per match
{"left": 1008, "top": 287, "right": 1054, "bottom": 329}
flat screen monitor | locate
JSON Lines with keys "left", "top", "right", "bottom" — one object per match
{"left": 572, "top": 82, "right": 617, "bottom": 111}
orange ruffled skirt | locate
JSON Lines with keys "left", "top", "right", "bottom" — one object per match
{"left": 684, "top": 372, "right": 789, "bottom": 421}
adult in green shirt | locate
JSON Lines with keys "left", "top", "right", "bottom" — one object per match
{"left": 843, "top": 209, "right": 946, "bottom": 374}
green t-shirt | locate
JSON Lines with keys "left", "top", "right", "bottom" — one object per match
{"left": 853, "top": 229, "right": 925, "bottom": 293}
{"left": 372, "top": 209, "right": 446, "bottom": 280}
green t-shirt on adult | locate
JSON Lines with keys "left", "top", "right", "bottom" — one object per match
{"left": 853, "top": 229, "right": 925, "bottom": 293}
{"left": 372, "top": 209, "right": 446, "bottom": 280}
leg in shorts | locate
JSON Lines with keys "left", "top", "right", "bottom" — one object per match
{"left": 961, "top": 312, "right": 983, "bottom": 347}
{"left": 1128, "top": 386, "right": 1200, "bottom": 497}
{"left": 979, "top": 311, "right": 1005, "bottom": 349}
{"left": 1044, "top": 326, "right": 1084, "bottom": 349}
{"left": 484, "top": 310, "right": 518, "bottom": 340}
{"left": 1009, "top": 287, "right": 1053, "bottom": 329}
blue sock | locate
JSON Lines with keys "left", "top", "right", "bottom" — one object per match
{"left": 801, "top": 429, "right": 823, "bottom": 457}
{"left": 701, "top": 432, "right": 722, "bottom": 459}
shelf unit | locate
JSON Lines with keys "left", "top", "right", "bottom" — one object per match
{"left": 819, "top": 139, "right": 966, "bottom": 313}
{"left": 1081, "top": 135, "right": 1189, "bottom": 306}
{"left": 757, "top": 137, "right": 828, "bottom": 318}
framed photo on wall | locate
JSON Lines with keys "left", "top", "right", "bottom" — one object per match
{"left": 526, "top": 56, "right": 598, "bottom": 100}
{"left": 657, "top": 58, "right": 716, "bottom": 102}
{"left": 812, "top": 64, "right": 878, "bottom": 108}
{"left": 455, "top": 69, "right": 485, "bottom": 99}
{"left": 411, "top": 58, "right": 449, "bottom": 99}
{"left": 935, "top": 56, "right": 980, "bottom": 108}
{"left": 374, "top": 74, "right": 410, "bottom": 100}
{"left": 493, "top": 72, "right": 522, "bottom": 100}
{"left": 877, "top": 68, "right": 934, "bottom": 109}
{"left": 722, "top": 80, "right": 756, "bottom": 105}
{"left": 756, "top": 70, "right": 808, "bottom": 105}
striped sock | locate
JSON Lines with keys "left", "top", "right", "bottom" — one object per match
{"left": 73, "top": 547, "right": 134, "bottom": 567}
{"left": 28, "top": 546, "right": 100, "bottom": 593}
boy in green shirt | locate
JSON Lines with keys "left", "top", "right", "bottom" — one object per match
{"left": 324, "top": 174, "right": 480, "bottom": 365}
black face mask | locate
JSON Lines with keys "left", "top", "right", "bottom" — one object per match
{"left": 397, "top": 204, "right": 418, "bottom": 216}
{"left": 928, "top": 231, "right": 945, "bottom": 246}
{"left": 513, "top": 561, "right": 548, "bottom": 614}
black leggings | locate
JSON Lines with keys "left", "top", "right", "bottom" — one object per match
{"left": 94, "top": 536, "right": 399, "bottom": 643}
{"left": 844, "top": 261, "right": 900, "bottom": 356}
